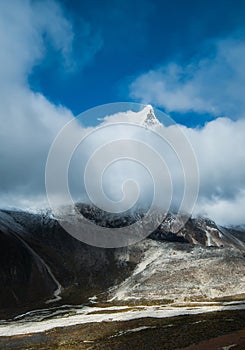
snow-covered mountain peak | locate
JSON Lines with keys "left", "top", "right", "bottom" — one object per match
{"left": 140, "top": 105, "right": 161, "bottom": 128}
{"left": 97, "top": 104, "right": 162, "bottom": 128}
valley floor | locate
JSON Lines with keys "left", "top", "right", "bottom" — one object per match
{"left": 0, "top": 309, "right": 244, "bottom": 349}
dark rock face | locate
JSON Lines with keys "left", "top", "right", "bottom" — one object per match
{"left": 149, "top": 228, "right": 188, "bottom": 243}
{"left": 0, "top": 208, "right": 134, "bottom": 318}
{"left": 0, "top": 229, "right": 57, "bottom": 312}
{"left": 76, "top": 203, "right": 142, "bottom": 228}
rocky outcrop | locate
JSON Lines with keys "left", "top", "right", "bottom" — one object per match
{"left": 109, "top": 239, "right": 245, "bottom": 302}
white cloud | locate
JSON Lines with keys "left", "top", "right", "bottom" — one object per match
{"left": 130, "top": 38, "right": 245, "bottom": 118}
{"left": 0, "top": 0, "right": 74, "bottom": 84}
{"left": 0, "top": 1, "right": 81, "bottom": 208}
{"left": 194, "top": 192, "right": 245, "bottom": 227}
{"left": 183, "top": 117, "right": 245, "bottom": 225}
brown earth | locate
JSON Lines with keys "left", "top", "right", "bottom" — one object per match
{"left": 177, "top": 328, "right": 245, "bottom": 350}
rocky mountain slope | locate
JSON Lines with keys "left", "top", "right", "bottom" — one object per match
{"left": 0, "top": 206, "right": 244, "bottom": 319}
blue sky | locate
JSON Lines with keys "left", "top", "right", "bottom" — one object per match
{"left": 28, "top": 0, "right": 245, "bottom": 127}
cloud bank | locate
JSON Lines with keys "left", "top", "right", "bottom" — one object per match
{"left": 183, "top": 117, "right": 245, "bottom": 225}
{"left": 0, "top": 0, "right": 102, "bottom": 208}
